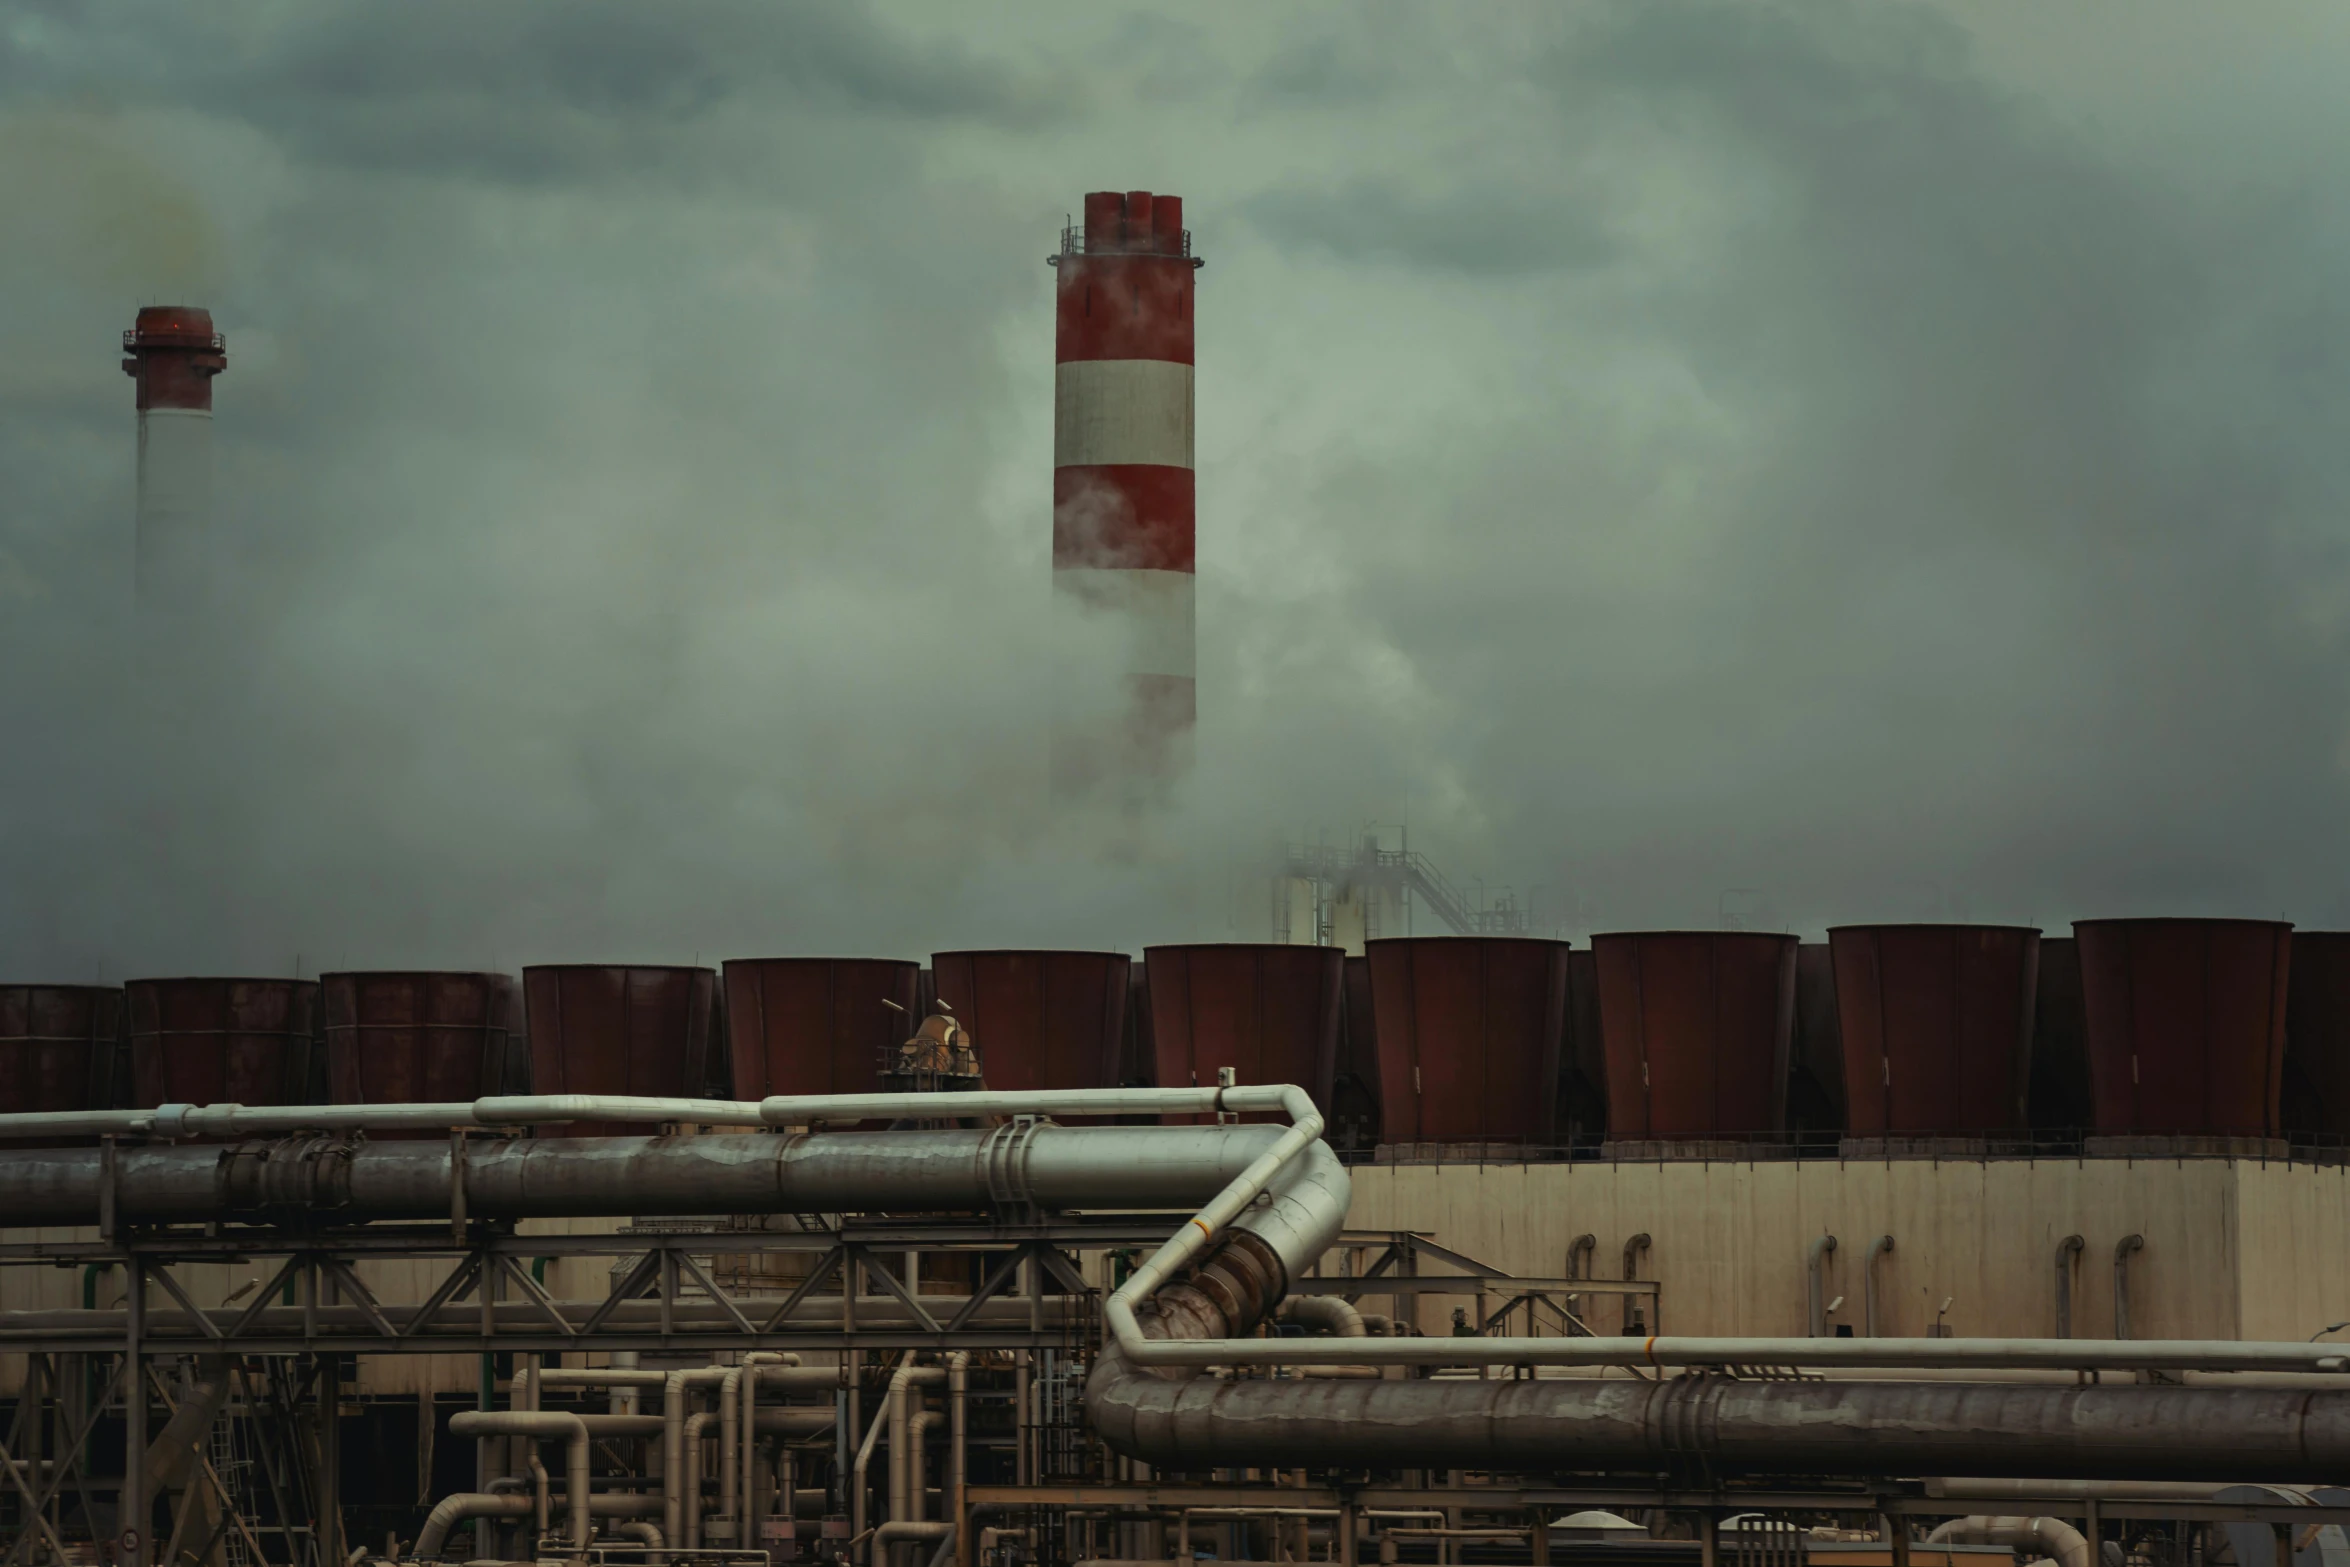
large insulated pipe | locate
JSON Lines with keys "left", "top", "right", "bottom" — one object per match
{"left": 0, "top": 1120, "right": 1307, "bottom": 1225}
{"left": 1097, "top": 1328, "right": 2350, "bottom": 1377}
{"left": 1086, "top": 1370, "right": 2350, "bottom": 1481}
{"left": 1059, "top": 1096, "right": 2350, "bottom": 1482}
{"left": 0, "top": 1083, "right": 1286, "bottom": 1142}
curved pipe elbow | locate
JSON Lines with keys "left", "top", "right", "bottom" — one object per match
{"left": 1864, "top": 1235, "right": 1896, "bottom": 1338}
{"left": 874, "top": 1522, "right": 954, "bottom": 1546}
{"left": 1280, "top": 1295, "right": 1367, "bottom": 1338}
{"left": 415, "top": 1494, "right": 529, "bottom": 1560}
{"left": 1928, "top": 1516, "right": 2090, "bottom": 1567}
{"left": 452, "top": 1412, "right": 592, "bottom": 1549}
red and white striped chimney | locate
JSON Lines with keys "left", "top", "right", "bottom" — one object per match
{"left": 121, "top": 305, "right": 226, "bottom": 608}
{"left": 1050, "top": 190, "right": 1200, "bottom": 800}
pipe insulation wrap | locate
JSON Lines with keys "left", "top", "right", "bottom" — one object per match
{"left": 0, "top": 1123, "right": 1299, "bottom": 1225}
{"left": 1085, "top": 1367, "right": 2350, "bottom": 1482}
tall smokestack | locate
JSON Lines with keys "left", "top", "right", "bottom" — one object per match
{"left": 121, "top": 306, "right": 226, "bottom": 608}
{"left": 1050, "top": 190, "right": 1200, "bottom": 801}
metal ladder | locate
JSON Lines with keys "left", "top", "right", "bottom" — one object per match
{"left": 207, "top": 1417, "right": 256, "bottom": 1567}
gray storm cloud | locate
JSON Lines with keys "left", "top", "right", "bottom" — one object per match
{"left": 2, "top": 0, "right": 2347, "bottom": 980}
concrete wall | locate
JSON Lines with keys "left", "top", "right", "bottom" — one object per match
{"left": 1344, "top": 1156, "right": 2350, "bottom": 1343}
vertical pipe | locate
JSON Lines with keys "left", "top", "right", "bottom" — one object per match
{"left": 529, "top": 1448, "right": 549, "bottom": 1542}
{"left": 664, "top": 1367, "right": 728, "bottom": 1548}
{"left": 1621, "top": 1234, "right": 1652, "bottom": 1335}
{"left": 906, "top": 1411, "right": 939, "bottom": 1524}
{"left": 1701, "top": 1514, "right": 1719, "bottom": 1567}
{"left": 949, "top": 1354, "right": 969, "bottom": 1567}
{"left": 1807, "top": 1236, "right": 1839, "bottom": 1338}
{"left": 855, "top": 1381, "right": 888, "bottom": 1559}
{"left": 476, "top": 1352, "right": 495, "bottom": 1560}
{"left": 1014, "top": 1354, "right": 1032, "bottom": 1487}
{"left": 124, "top": 1262, "right": 146, "bottom": 1567}
{"left": 778, "top": 1433, "right": 793, "bottom": 1546}
{"left": 2114, "top": 1235, "right": 2146, "bottom": 1340}
{"left": 685, "top": 1412, "right": 714, "bottom": 1549}
{"left": 319, "top": 1355, "right": 342, "bottom": 1567}
{"left": 565, "top": 1427, "right": 590, "bottom": 1551}
{"left": 720, "top": 1364, "right": 742, "bottom": 1537}
{"left": 889, "top": 1379, "right": 914, "bottom": 1530}
{"left": 738, "top": 1352, "right": 784, "bottom": 1544}
{"left": 2054, "top": 1235, "right": 2085, "bottom": 1339}
{"left": 836, "top": 1356, "right": 857, "bottom": 1518}
{"left": 666, "top": 1371, "right": 689, "bottom": 1547}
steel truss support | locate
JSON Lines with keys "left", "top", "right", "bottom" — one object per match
{"left": 0, "top": 1224, "right": 1109, "bottom": 1358}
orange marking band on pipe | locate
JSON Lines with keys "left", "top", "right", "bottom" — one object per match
{"left": 1645, "top": 1336, "right": 1658, "bottom": 1366}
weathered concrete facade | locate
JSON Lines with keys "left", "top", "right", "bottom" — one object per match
{"left": 1344, "top": 1156, "right": 2350, "bottom": 1342}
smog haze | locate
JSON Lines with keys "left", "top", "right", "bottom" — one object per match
{"left": 5, "top": 2, "right": 2349, "bottom": 976}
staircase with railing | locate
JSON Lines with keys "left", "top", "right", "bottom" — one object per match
{"left": 1279, "top": 837, "right": 1527, "bottom": 938}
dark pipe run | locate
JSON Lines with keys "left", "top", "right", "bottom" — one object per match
{"left": 0, "top": 1124, "right": 1290, "bottom": 1225}
{"left": 1085, "top": 1368, "right": 2350, "bottom": 1482}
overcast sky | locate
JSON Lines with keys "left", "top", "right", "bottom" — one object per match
{"left": 4, "top": 1, "right": 2348, "bottom": 978}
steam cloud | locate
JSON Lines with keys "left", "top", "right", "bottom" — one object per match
{"left": 3, "top": 2, "right": 2347, "bottom": 980}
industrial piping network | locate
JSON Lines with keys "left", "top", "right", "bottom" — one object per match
{"left": 10, "top": 1084, "right": 2350, "bottom": 1493}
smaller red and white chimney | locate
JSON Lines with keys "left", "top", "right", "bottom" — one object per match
{"left": 121, "top": 306, "right": 226, "bottom": 608}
